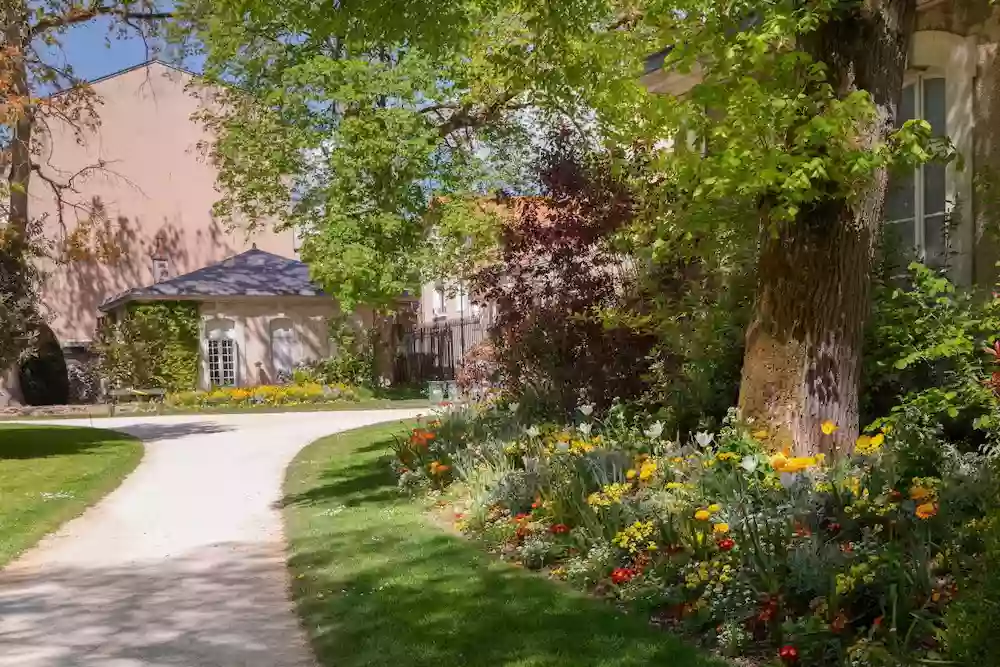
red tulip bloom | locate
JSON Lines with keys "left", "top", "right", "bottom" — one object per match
{"left": 778, "top": 645, "right": 798, "bottom": 663}
{"left": 549, "top": 523, "right": 570, "bottom": 535}
{"left": 611, "top": 567, "right": 635, "bottom": 584}
{"left": 717, "top": 537, "right": 736, "bottom": 551}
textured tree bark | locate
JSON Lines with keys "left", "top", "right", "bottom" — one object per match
{"left": 738, "top": 0, "right": 917, "bottom": 455}
{"left": 3, "top": 0, "right": 32, "bottom": 246}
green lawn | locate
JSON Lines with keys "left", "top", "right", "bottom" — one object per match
{"left": 282, "top": 422, "right": 724, "bottom": 667}
{"left": 0, "top": 424, "right": 143, "bottom": 567}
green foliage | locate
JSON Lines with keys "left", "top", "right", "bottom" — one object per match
{"left": 287, "top": 319, "right": 376, "bottom": 387}
{"left": 944, "top": 505, "right": 1000, "bottom": 665}
{"left": 863, "top": 264, "right": 1000, "bottom": 443}
{"left": 180, "top": 0, "right": 947, "bottom": 312}
{"left": 94, "top": 302, "right": 200, "bottom": 392}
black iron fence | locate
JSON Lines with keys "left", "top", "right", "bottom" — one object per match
{"left": 396, "top": 316, "right": 492, "bottom": 383}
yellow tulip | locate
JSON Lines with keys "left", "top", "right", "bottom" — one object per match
{"left": 694, "top": 509, "right": 711, "bottom": 521}
{"left": 821, "top": 420, "right": 838, "bottom": 435}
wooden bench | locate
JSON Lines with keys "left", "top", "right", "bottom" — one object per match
{"left": 109, "top": 388, "right": 167, "bottom": 416}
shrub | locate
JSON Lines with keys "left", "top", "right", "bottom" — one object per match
{"left": 944, "top": 506, "right": 1000, "bottom": 664}
{"left": 93, "top": 302, "right": 199, "bottom": 392}
{"left": 863, "top": 263, "right": 1000, "bottom": 446}
{"left": 469, "top": 149, "right": 657, "bottom": 416}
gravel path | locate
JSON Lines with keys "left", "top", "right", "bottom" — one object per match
{"left": 0, "top": 409, "right": 423, "bottom": 667}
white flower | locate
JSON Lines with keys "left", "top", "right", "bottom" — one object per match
{"left": 508, "top": 402, "right": 519, "bottom": 414}
{"left": 694, "top": 431, "right": 715, "bottom": 448}
{"left": 525, "top": 425, "right": 540, "bottom": 438}
{"left": 578, "top": 403, "right": 595, "bottom": 417}
{"left": 556, "top": 441, "right": 570, "bottom": 453}
{"left": 578, "top": 423, "right": 593, "bottom": 437}
{"left": 779, "top": 472, "right": 800, "bottom": 489}
{"left": 739, "top": 455, "right": 759, "bottom": 473}
{"left": 644, "top": 421, "right": 665, "bottom": 439}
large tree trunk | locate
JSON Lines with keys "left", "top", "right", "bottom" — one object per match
{"left": 738, "top": 0, "right": 917, "bottom": 456}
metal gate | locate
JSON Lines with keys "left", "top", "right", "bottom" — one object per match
{"left": 397, "top": 317, "right": 491, "bottom": 383}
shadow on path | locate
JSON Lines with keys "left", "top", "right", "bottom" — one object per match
{"left": 0, "top": 542, "right": 312, "bottom": 667}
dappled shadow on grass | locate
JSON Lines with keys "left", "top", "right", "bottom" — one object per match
{"left": 284, "top": 426, "right": 723, "bottom": 667}
{"left": 279, "top": 436, "right": 401, "bottom": 509}
{"left": 0, "top": 425, "right": 134, "bottom": 460}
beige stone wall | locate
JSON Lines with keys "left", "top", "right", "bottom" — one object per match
{"left": 31, "top": 62, "right": 296, "bottom": 346}
{"left": 198, "top": 298, "right": 337, "bottom": 389}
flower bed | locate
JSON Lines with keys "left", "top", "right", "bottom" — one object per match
{"left": 167, "top": 382, "right": 359, "bottom": 409}
{"left": 391, "top": 402, "right": 999, "bottom": 666}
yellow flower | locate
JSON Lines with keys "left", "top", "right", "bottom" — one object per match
{"left": 752, "top": 430, "right": 769, "bottom": 440}
{"left": 781, "top": 456, "right": 817, "bottom": 474}
{"left": 770, "top": 453, "right": 788, "bottom": 471}
{"left": 910, "top": 486, "right": 933, "bottom": 501}
{"left": 916, "top": 502, "right": 938, "bottom": 520}
{"left": 716, "top": 452, "right": 738, "bottom": 462}
{"left": 821, "top": 420, "right": 838, "bottom": 435}
{"left": 666, "top": 482, "right": 683, "bottom": 490}
{"left": 815, "top": 453, "right": 826, "bottom": 465}
{"left": 856, "top": 432, "right": 885, "bottom": 456}
{"left": 713, "top": 523, "right": 729, "bottom": 534}
{"left": 694, "top": 509, "right": 711, "bottom": 521}
{"left": 626, "top": 469, "right": 637, "bottom": 480}
{"left": 639, "top": 461, "right": 657, "bottom": 481}
{"left": 708, "top": 503, "right": 722, "bottom": 513}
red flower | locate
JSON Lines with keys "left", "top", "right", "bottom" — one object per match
{"left": 454, "top": 512, "right": 465, "bottom": 520}
{"left": 873, "top": 616, "right": 883, "bottom": 629}
{"left": 778, "top": 645, "right": 798, "bottom": 663}
{"left": 717, "top": 537, "right": 736, "bottom": 551}
{"left": 513, "top": 513, "right": 529, "bottom": 522}
{"left": 830, "top": 612, "right": 847, "bottom": 633}
{"left": 549, "top": 523, "right": 570, "bottom": 535}
{"left": 531, "top": 502, "right": 540, "bottom": 509}
{"left": 827, "top": 522, "right": 842, "bottom": 534}
{"left": 611, "top": 567, "right": 635, "bottom": 584}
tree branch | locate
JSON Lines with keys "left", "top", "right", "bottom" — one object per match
{"left": 30, "top": 4, "right": 172, "bottom": 38}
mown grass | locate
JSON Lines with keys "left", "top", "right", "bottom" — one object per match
{"left": 282, "top": 421, "right": 724, "bottom": 667}
{"left": 0, "top": 424, "right": 143, "bottom": 567}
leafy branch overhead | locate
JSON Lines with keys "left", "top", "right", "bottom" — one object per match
{"left": 183, "top": 0, "right": 948, "bottom": 311}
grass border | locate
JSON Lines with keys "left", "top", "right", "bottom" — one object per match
{"left": 0, "top": 424, "right": 143, "bottom": 568}
{"left": 281, "top": 421, "right": 725, "bottom": 667}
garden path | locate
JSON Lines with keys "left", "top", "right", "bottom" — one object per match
{"left": 0, "top": 409, "right": 424, "bottom": 667}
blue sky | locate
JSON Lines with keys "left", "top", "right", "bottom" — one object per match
{"left": 39, "top": 16, "right": 198, "bottom": 85}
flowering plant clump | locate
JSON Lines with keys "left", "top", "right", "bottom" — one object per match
{"left": 168, "top": 382, "right": 359, "bottom": 408}
{"left": 391, "top": 401, "right": 1000, "bottom": 666}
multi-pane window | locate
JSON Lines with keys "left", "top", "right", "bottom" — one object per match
{"left": 207, "top": 338, "right": 236, "bottom": 387}
{"left": 885, "top": 76, "right": 948, "bottom": 268}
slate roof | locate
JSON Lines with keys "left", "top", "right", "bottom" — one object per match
{"left": 100, "top": 248, "right": 325, "bottom": 312}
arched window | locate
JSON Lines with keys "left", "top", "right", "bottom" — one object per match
{"left": 270, "top": 318, "right": 298, "bottom": 377}
{"left": 205, "top": 318, "right": 237, "bottom": 387}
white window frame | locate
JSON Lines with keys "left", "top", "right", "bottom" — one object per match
{"left": 899, "top": 31, "right": 976, "bottom": 284}
{"left": 886, "top": 72, "right": 949, "bottom": 266}
{"left": 205, "top": 318, "right": 238, "bottom": 388}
